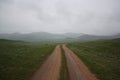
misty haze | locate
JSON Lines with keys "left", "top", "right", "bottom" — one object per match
{"left": 0, "top": 0, "right": 120, "bottom": 80}
{"left": 0, "top": 0, "right": 120, "bottom": 35}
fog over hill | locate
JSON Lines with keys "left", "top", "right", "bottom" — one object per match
{"left": 0, "top": 32, "right": 81, "bottom": 41}
{"left": 0, "top": 32, "right": 120, "bottom": 42}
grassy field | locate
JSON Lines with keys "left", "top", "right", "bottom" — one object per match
{"left": 0, "top": 39, "right": 55, "bottom": 80}
{"left": 67, "top": 38, "right": 120, "bottom": 80}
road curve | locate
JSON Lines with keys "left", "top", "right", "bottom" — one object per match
{"left": 62, "top": 44, "right": 98, "bottom": 80}
{"left": 30, "top": 45, "right": 61, "bottom": 80}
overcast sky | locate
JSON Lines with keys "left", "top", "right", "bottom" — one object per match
{"left": 0, "top": 0, "right": 120, "bottom": 35}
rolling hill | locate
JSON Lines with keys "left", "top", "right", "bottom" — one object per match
{"left": 0, "top": 32, "right": 120, "bottom": 42}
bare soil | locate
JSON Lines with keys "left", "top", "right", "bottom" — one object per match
{"left": 62, "top": 44, "right": 98, "bottom": 80}
{"left": 30, "top": 45, "right": 61, "bottom": 80}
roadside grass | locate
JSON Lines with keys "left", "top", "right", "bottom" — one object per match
{"left": 0, "top": 39, "right": 55, "bottom": 80}
{"left": 67, "top": 38, "right": 120, "bottom": 80}
{"left": 60, "top": 45, "right": 69, "bottom": 80}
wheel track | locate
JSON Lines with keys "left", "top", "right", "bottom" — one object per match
{"left": 62, "top": 44, "right": 98, "bottom": 80}
{"left": 30, "top": 45, "right": 61, "bottom": 80}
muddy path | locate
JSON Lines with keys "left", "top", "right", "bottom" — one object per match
{"left": 30, "top": 45, "right": 61, "bottom": 80}
{"left": 62, "top": 44, "right": 98, "bottom": 80}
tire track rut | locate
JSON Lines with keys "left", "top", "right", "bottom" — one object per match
{"left": 62, "top": 44, "right": 98, "bottom": 80}
{"left": 30, "top": 45, "right": 61, "bottom": 80}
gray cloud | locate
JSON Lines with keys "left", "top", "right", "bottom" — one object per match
{"left": 0, "top": 0, "right": 120, "bottom": 35}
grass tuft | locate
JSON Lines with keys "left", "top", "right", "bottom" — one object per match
{"left": 60, "top": 45, "right": 69, "bottom": 80}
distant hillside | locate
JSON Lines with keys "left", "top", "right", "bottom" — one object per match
{"left": 78, "top": 33, "right": 120, "bottom": 41}
{"left": 0, "top": 32, "right": 120, "bottom": 42}
{"left": 0, "top": 32, "right": 57, "bottom": 41}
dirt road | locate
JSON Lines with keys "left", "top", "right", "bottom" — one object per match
{"left": 62, "top": 44, "right": 98, "bottom": 80}
{"left": 30, "top": 45, "right": 61, "bottom": 80}
{"left": 30, "top": 44, "right": 98, "bottom": 80}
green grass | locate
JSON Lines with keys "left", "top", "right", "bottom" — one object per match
{"left": 60, "top": 45, "right": 69, "bottom": 80}
{"left": 67, "top": 38, "right": 120, "bottom": 80}
{"left": 0, "top": 39, "right": 55, "bottom": 80}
